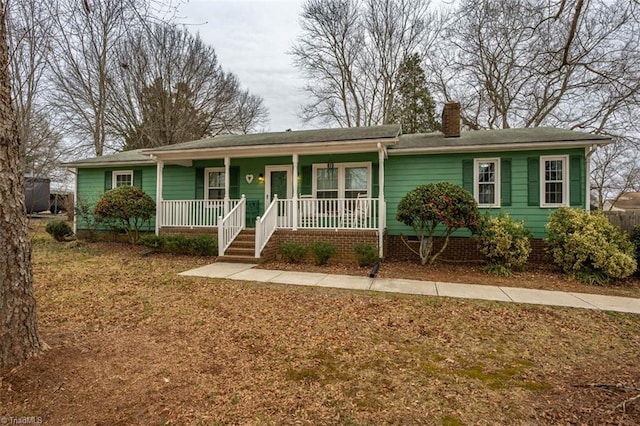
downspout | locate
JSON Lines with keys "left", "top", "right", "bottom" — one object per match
{"left": 585, "top": 144, "right": 597, "bottom": 212}
{"left": 153, "top": 156, "right": 164, "bottom": 235}
{"left": 377, "top": 143, "right": 386, "bottom": 258}
{"left": 292, "top": 153, "right": 299, "bottom": 231}
{"left": 72, "top": 168, "right": 77, "bottom": 234}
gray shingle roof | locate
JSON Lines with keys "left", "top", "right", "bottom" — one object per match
{"left": 394, "top": 127, "right": 611, "bottom": 151}
{"left": 63, "top": 149, "right": 155, "bottom": 168}
{"left": 145, "top": 124, "right": 402, "bottom": 153}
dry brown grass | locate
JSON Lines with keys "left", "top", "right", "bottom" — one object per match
{"left": 1, "top": 230, "right": 639, "bottom": 424}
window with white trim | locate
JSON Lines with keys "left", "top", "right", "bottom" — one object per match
{"left": 540, "top": 155, "right": 568, "bottom": 207}
{"left": 205, "top": 167, "right": 225, "bottom": 200}
{"left": 474, "top": 158, "right": 500, "bottom": 207}
{"left": 313, "top": 162, "right": 371, "bottom": 199}
{"left": 112, "top": 170, "right": 133, "bottom": 188}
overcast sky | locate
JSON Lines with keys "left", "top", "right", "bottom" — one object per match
{"left": 177, "top": 0, "right": 310, "bottom": 132}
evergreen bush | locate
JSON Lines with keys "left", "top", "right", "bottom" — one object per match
{"left": 546, "top": 208, "right": 636, "bottom": 284}
{"left": 310, "top": 241, "right": 336, "bottom": 265}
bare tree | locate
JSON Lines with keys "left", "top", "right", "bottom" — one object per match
{"left": 47, "top": 0, "right": 147, "bottom": 156}
{"left": 591, "top": 139, "right": 640, "bottom": 210}
{"left": 427, "top": 0, "right": 640, "bottom": 132}
{"left": 107, "top": 23, "right": 268, "bottom": 149}
{"left": 7, "top": 0, "right": 64, "bottom": 179}
{"left": 291, "top": 0, "right": 437, "bottom": 127}
{"left": 0, "top": 0, "right": 43, "bottom": 371}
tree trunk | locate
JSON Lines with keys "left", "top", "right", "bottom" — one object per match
{"left": 0, "top": 0, "right": 42, "bottom": 371}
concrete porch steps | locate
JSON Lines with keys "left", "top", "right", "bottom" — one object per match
{"left": 217, "top": 228, "right": 259, "bottom": 263}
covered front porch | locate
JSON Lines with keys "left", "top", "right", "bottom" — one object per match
{"left": 148, "top": 138, "right": 393, "bottom": 260}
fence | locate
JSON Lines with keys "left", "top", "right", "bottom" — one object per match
{"left": 603, "top": 211, "right": 640, "bottom": 233}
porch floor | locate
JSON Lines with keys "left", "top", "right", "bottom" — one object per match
{"left": 179, "top": 263, "right": 640, "bottom": 314}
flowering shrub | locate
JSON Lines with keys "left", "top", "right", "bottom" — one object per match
{"left": 546, "top": 208, "right": 636, "bottom": 284}
{"left": 93, "top": 186, "right": 155, "bottom": 244}
{"left": 477, "top": 214, "right": 531, "bottom": 276}
{"left": 396, "top": 182, "right": 480, "bottom": 265}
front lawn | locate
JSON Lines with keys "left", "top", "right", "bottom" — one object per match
{"left": 1, "top": 237, "right": 639, "bottom": 424}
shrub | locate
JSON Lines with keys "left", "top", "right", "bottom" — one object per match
{"left": 74, "top": 196, "right": 100, "bottom": 242}
{"left": 353, "top": 243, "right": 379, "bottom": 267}
{"left": 140, "top": 234, "right": 164, "bottom": 250}
{"left": 396, "top": 182, "right": 480, "bottom": 265}
{"left": 45, "top": 220, "right": 73, "bottom": 242}
{"left": 631, "top": 225, "right": 640, "bottom": 273}
{"left": 310, "top": 241, "right": 336, "bottom": 265}
{"left": 93, "top": 186, "right": 155, "bottom": 244}
{"left": 164, "top": 235, "right": 190, "bottom": 254}
{"left": 546, "top": 208, "right": 636, "bottom": 284}
{"left": 189, "top": 235, "right": 217, "bottom": 256}
{"left": 280, "top": 242, "right": 307, "bottom": 263}
{"left": 477, "top": 214, "right": 531, "bottom": 275}
{"left": 143, "top": 234, "right": 218, "bottom": 256}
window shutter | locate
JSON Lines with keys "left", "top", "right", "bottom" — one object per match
{"left": 569, "top": 155, "right": 583, "bottom": 206}
{"left": 195, "top": 168, "right": 204, "bottom": 199}
{"left": 133, "top": 170, "right": 143, "bottom": 189}
{"left": 462, "top": 159, "right": 473, "bottom": 194}
{"left": 372, "top": 164, "right": 379, "bottom": 198}
{"left": 229, "top": 166, "right": 240, "bottom": 199}
{"left": 527, "top": 157, "right": 539, "bottom": 206}
{"left": 104, "top": 171, "right": 112, "bottom": 192}
{"left": 301, "top": 165, "right": 312, "bottom": 195}
{"left": 500, "top": 158, "right": 511, "bottom": 206}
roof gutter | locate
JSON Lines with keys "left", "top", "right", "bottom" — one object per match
{"left": 62, "top": 161, "right": 156, "bottom": 169}
{"left": 146, "top": 138, "right": 399, "bottom": 160}
{"left": 388, "top": 139, "right": 613, "bottom": 155}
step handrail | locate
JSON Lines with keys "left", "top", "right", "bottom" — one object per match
{"left": 218, "top": 195, "right": 246, "bottom": 256}
{"left": 255, "top": 195, "right": 278, "bottom": 258}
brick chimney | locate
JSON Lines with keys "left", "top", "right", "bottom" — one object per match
{"left": 441, "top": 101, "right": 461, "bottom": 137}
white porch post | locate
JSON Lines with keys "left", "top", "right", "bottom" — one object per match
{"left": 155, "top": 159, "right": 164, "bottom": 235}
{"left": 377, "top": 144, "right": 386, "bottom": 258}
{"left": 72, "top": 168, "right": 78, "bottom": 234}
{"left": 224, "top": 156, "right": 230, "bottom": 215}
{"left": 292, "top": 153, "right": 299, "bottom": 231}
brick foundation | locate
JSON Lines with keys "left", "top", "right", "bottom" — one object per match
{"left": 385, "top": 235, "right": 550, "bottom": 264}
{"left": 153, "top": 226, "right": 551, "bottom": 265}
{"left": 159, "top": 227, "right": 218, "bottom": 237}
{"left": 272, "top": 229, "right": 380, "bottom": 263}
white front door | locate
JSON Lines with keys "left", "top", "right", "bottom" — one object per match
{"left": 265, "top": 165, "right": 293, "bottom": 226}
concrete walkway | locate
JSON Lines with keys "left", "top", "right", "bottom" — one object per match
{"left": 179, "top": 262, "right": 640, "bottom": 314}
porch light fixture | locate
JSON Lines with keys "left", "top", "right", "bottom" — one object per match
{"left": 258, "top": 173, "right": 264, "bottom": 183}
{"left": 327, "top": 161, "right": 334, "bottom": 171}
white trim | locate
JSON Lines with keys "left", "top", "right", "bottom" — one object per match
{"left": 112, "top": 170, "right": 133, "bottom": 188}
{"left": 473, "top": 158, "right": 501, "bottom": 208}
{"left": 72, "top": 168, "right": 77, "bottom": 234}
{"left": 204, "top": 167, "right": 225, "bottom": 200}
{"left": 155, "top": 160, "right": 164, "bottom": 235}
{"left": 387, "top": 140, "right": 613, "bottom": 155}
{"left": 265, "top": 165, "right": 293, "bottom": 207}
{"left": 540, "top": 155, "right": 569, "bottom": 208}
{"left": 312, "top": 162, "right": 372, "bottom": 199}
{"left": 148, "top": 140, "right": 395, "bottom": 161}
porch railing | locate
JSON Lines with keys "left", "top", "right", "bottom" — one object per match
{"left": 277, "top": 197, "right": 379, "bottom": 230}
{"left": 218, "top": 195, "right": 246, "bottom": 256}
{"left": 160, "top": 199, "right": 240, "bottom": 227}
{"left": 255, "top": 195, "right": 279, "bottom": 258}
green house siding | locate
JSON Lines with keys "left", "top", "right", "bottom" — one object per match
{"left": 385, "top": 148, "right": 585, "bottom": 238}
{"left": 75, "top": 147, "right": 586, "bottom": 238}
{"left": 76, "top": 166, "right": 157, "bottom": 231}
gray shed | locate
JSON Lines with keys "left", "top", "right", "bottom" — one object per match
{"left": 25, "top": 176, "right": 51, "bottom": 213}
